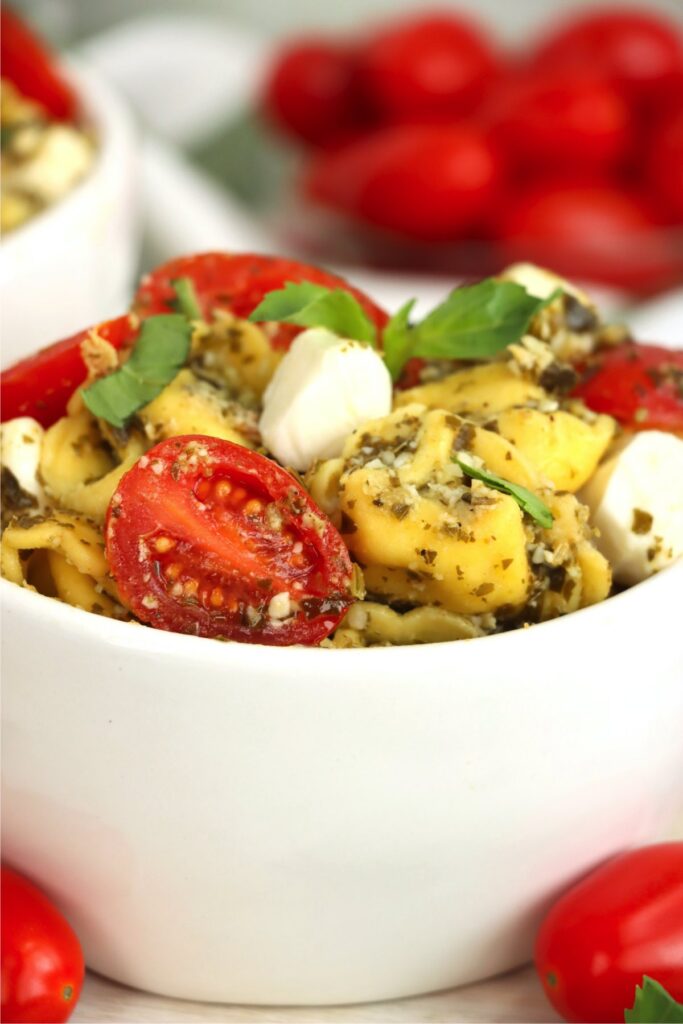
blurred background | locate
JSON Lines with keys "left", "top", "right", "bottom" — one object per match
{"left": 4, "top": 0, "right": 683, "bottom": 334}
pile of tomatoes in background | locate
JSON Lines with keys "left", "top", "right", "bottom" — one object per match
{"left": 261, "top": 6, "right": 683, "bottom": 293}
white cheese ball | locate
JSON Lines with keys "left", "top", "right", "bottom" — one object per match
{"left": 0, "top": 416, "right": 45, "bottom": 500}
{"left": 580, "top": 430, "right": 683, "bottom": 585}
{"left": 259, "top": 327, "right": 392, "bottom": 471}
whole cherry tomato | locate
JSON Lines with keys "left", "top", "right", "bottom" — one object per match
{"left": 304, "top": 123, "right": 502, "bottom": 241}
{"left": 357, "top": 11, "right": 501, "bottom": 120}
{"left": 496, "top": 181, "right": 681, "bottom": 292}
{"left": 490, "top": 70, "right": 631, "bottom": 173}
{"left": 0, "top": 7, "right": 77, "bottom": 121}
{"left": 572, "top": 341, "right": 683, "bottom": 433}
{"left": 645, "top": 110, "right": 683, "bottom": 223}
{"left": 0, "top": 315, "right": 137, "bottom": 428}
{"left": 530, "top": 8, "right": 683, "bottom": 110}
{"left": 1, "top": 866, "right": 84, "bottom": 1024}
{"left": 535, "top": 843, "right": 683, "bottom": 1023}
{"left": 105, "top": 435, "right": 355, "bottom": 646}
{"left": 133, "top": 251, "right": 388, "bottom": 350}
{"left": 262, "top": 39, "right": 362, "bottom": 146}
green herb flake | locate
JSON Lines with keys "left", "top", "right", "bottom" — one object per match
{"left": 454, "top": 457, "right": 554, "bottom": 529}
{"left": 170, "top": 276, "right": 202, "bottom": 320}
{"left": 248, "top": 280, "right": 377, "bottom": 345}
{"left": 625, "top": 977, "right": 683, "bottom": 1023}
{"left": 81, "top": 314, "right": 192, "bottom": 428}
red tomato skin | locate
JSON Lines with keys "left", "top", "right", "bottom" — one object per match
{"left": 646, "top": 110, "right": 683, "bottom": 223}
{"left": 530, "top": 8, "right": 683, "bottom": 109}
{"left": 358, "top": 11, "right": 501, "bottom": 120}
{"left": 572, "top": 341, "right": 683, "bottom": 432}
{"left": 0, "top": 8, "right": 77, "bottom": 121}
{"left": 105, "top": 436, "right": 355, "bottom": 647}
{"left": 0, "top": 316, "right": 137, "bottom": 428}
{"left": 535, "top": 843, "right": 683, "bottom": 1024}
{"left": 133, "top": 252, "right": 388, "bottom": 350}
{"left": 496, "top": 181, "right": 681, "bottom": 292}
{"left": 1, "top": 866, "right": 84, "bottom": 1024}
{"left": 490, "top": 71, "right": 631, "bottom": 173}
{"left": 263, "top": 39, "right": 363, "bottom": 146}
{"left": 305, "top": 124, "right": 503, "bottom": 241}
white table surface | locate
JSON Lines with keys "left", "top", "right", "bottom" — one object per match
{"left": 73, "top": 965, "right": 560, "bottom": 1023}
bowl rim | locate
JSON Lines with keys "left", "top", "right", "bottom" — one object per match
{"left": 0, "top": 58, "right": 135, "bottom": 260}
{"left": 1, "top": 560, "right": 680, "bottom": 668}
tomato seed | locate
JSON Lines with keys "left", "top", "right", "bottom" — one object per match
{"left": 243, "top": 498, "right": 264, "bottom": 516}
{"left": 195, "top": 479, "right": 211, "bottom": 501}
{"left": 210, "top": 587, "right": 224, "bottom": 607}
{"left": 184, "top": 579, "right": 198, "bottom": 598}
{"left": 166, "top": 562, "right": 182, "bottom": 581}
{"left": 155, "top": 536, "right": 175, "bottom": 553}
{"left": 215, "top": 480, "right": 232, "bottom": 499}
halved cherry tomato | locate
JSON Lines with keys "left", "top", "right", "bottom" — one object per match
{"left": 572, "top": 341, "right": 683, "bottom": 432}
{"left": 0, "top": 315, "right": 137, "bottom": 428}
{"left": 490, "top": 70, "right": 631, "bottom": 173}
{"left": 530, "top": 8, "right": 683, "bottom": 110}
{"left": 262, "top": 38, "right": 363, "bottom": 147}
{"left": 1, "top": 865, "right": 84, "bottom": 1024}
{"left": 133, "top": 252, "right": 388, "bottom": 350}
{"left": 357, "top": 11, "right": 501, "bottom": 121}
{"left": 304, "top": 123, "right": 502, "bottom": 241}
{"left": 496, "top": 181, "right": 681, "bottom": 292}
{"left": 535, "top": 842, "right": 683, "bottom": 1023}
{"left": 0, "top": 7, "right": 78, "bottom": 121}
{"left": 105, "top": 435, "right": 355, "bottom": 646}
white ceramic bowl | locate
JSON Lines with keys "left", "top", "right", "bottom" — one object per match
{"left": 1, "top": 563, "right": 682, "bottom": 1006}
{"left": 0, "top": 63, "right": 139, "bottom": 364}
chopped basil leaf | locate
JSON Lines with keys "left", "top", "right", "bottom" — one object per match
{"left": 383, "top": 281, "right": 562, "bottom": 381}
{"left": 454, "top": 457, "right": 554, "bottom": 528}
{"left": 382, "top": 298, "right": 418, "bottom": 380}
{"left": 625, "top": 977, "right": 683, "bottom": 1023}
{"left": 248, "top": 281, "right": 377, "bottom": 345}
{"left": 81, "top": 314, "right": 192, "bottom": 428}
{"left": 170, "top": 276, "right": 202, "bottom": 320}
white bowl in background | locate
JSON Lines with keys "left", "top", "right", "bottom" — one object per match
{"left": 1, "top": 563, "right": 682, "bottom": 1006}
{"left": 0, "top": 63, "right": 139, "bottom": 365}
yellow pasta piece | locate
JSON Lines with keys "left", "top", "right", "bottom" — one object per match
{"left": 336, "top": 405, "right": 532, "bottom": 615}
{"left": 329, "top": 601, "right": 485, "bottom": 647}
{"left": 305, "top": 457, "right": 344, "bottom": 525}
{"left": 192, "top": 313, "right": 282, "bottom": 405}
{"left": 535, "top": 493, "right": 612, "bottom": 618}
{"left": 394, "top": 362, "right": 545, "bottom": 418}
{"left": 1, "top": 511, "right": 120, "bottom": 603}
{"left": 41, "top": 410, "right": 114, "bottom": 493}
{"left": 496, "top": 407, "right": 615, "bottom": 492}
{"left": 139, "top": 368, "right": 260, "bottom": 448}
{"left": 41, "top": 410, "right": 146, "bottom": 522}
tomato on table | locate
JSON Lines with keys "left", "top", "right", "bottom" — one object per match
{"left": 0, "top": 315, "right": 137, "bottom": 428}
{"left": 496, "top": 181, "right": 681, "bottom": 292}
{"left": 529, "top": 8, "right": 683, "bottom": 110}
{"left": 645, "top": 109, "right": 683, "bottom": 223}
{"left": 535, "top": 842, "right": 683, "bottom": 1023}
{"left": 490, "top": 70, "right": 631, "bottom": 173}
{"left": 105, "top": 435, "right": 355, "bottom": 646}
{"left": 133, "top": 252, "right": 389, "bottom": 350}
{"left": 304, "top": 123, "right": 502, "bottom": 241}
{"left": 0, "top": 7, "right": 78, "bottom": 121}
{"left": 357, "top": 11, "right": 501, "bottom": 120}
{"left": 262, "top": 38, "right": 363, "bottom": 147}
{"left": 572, "top": 341, "right": 683, "bottom": 433}
{"left": 1, "top": 865, "right": 84, "bottom": 1024}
